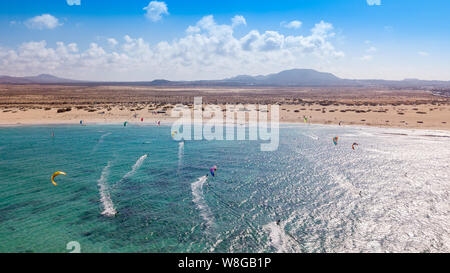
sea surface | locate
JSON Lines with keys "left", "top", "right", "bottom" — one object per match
{"left": 0, "top": 124, "right": 449, "bottom": 253}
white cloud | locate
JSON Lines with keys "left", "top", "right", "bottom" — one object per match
{"left": 282, "top": 20, "right": 302, "bottom": 29}
{"left": 367, "top": 0, "right": 381, "bottom": 6}
{"left": 143, "top": 1, "right": 169, "bottom": 22}
{"left": 231, "top": 15, "right": 247, "bottom": 28}
{"left": 0, "top": 16, "right": 344, "bottom": 81}
{"left": 66, "top": 0, "right": 81, "bottom": 6}
{"left": 25, "top": 14, "right": 62, "bottom": 30}
{"left": 311, "top": 21, "right": 334, "bottom": 37}
{"left": 360, "top": 55, "right": 373, "bottom": 61}
{"left": 418, "top": 51, "right": 430, "bottom": 56}
{"left": 107, "top": 38, "right": 118, "bottom": 47}
{"left": 67, "top": 43, "right": 78, "bottom": 53}
{"left": 366, "top": 46, "right": 377, "bottom": 53}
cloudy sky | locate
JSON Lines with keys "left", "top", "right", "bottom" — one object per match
{"left": 1, "top": 0, "right": 450, "bottom": 81}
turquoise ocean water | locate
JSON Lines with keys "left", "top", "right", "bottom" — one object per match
{"left": 0, "top": 124, "right": 449, "bottom": 253}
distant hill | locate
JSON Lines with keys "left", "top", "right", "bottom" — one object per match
{"left": 1, "top": 69, "right": 449, "bottom": 88}
{"left": 224, "top": 69, "right": 349, "bottom": 86}
{"left": 0, "top": 74, "right": 81, "bottom": 84}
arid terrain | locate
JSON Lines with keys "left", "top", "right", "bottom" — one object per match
{"left": 0, "top": 84, "right": 449, "bottom": 130}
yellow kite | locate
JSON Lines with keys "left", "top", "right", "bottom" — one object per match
{"left": 51, "top": 171, "right": 67, "bottom": 186}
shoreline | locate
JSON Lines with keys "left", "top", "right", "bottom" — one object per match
{"left": 2, "top": 118, "right": 450, "bottom": 135}
{"left": 1, "top": 110, "right": 449, "bottom": 131}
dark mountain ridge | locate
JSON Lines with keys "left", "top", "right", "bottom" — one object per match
{"left": 1, "top": 69, "right": 449, "bottom": 88}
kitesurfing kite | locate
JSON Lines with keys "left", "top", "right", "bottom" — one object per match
{"left": 141, "top": 117, "right": 144, "bottom": 122}
{"left": 332, "top": 137, "right": 339, "bottom": 145}
{"left": 51, "top": 171, "right": 67, "bottom": 186}
{"left": 123, "top": 121, "right": 128, "bottom": 127}
{"left": 157, "top": 121, "right": 161, "bottom": 126}
{"left": 210, "top": 165, "right": 217, "bottom": 177}
{"left": 352, "top": 142, "right": 359, "bottom": 150}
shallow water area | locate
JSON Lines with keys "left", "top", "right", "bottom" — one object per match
{"left": 0, "top": 124, "right": 448, "bottom": 253}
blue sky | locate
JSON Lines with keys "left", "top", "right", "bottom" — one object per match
{"left": 1, "top": 0, "right": 450, "bottom": 81}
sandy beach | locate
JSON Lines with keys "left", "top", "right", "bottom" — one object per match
{"left": 1, "top": 84, "right": 449, "bottom": 130}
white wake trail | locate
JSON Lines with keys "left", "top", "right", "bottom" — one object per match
{"left": 92, "top": 132, "right": 111, "bottom": 153}
{"left": 99, "top": 132, "right": 111, "bottom": 143}
{"left": 191, "top": 176, "right": 215, "bottom": 229}
{"left": 97, "top": 161, "right": 117, "bottom": 217}
{"left": 122, "top": 154, "right": 148, "bottom": 180}
{"left": 364, "top": 148, "right": 391, "bottom": 155}
{"left": 178, "top": 142, "right": 184, "bottom": 171}
{"left": 303, "top": 133, "right": 319, "bottom": 140}
{"left": 111, "top": 154, "right": 148, "bottom": 192}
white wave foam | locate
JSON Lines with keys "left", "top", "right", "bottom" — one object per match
{"left": 122, "top": 154, "right": 148, "bottom": 180}
{"left": 97, "top": 161, "right": 117, "bottom": 217}
{"left": 210, "top": 238, "right": 223, "bottom": 252}
{"left": 191, "top": 176, "right": 214, "bottom": 228}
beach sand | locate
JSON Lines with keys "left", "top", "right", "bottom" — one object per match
{"left": 1, "top": 84, "right": 449, "bottom": 130}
